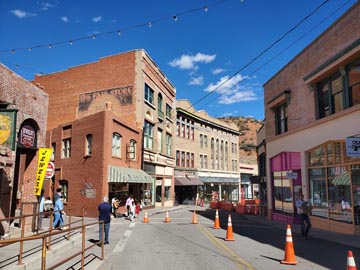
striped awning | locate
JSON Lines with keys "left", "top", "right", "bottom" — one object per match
{"left": 108, "top": 166, "right": 153, "bottom": 183}
{"left": 332, "top": 171, "right": 350, "bottom": 186}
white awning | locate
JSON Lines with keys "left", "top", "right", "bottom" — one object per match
{"left": 108, "top": 166, "right": 153, "bottom": 183}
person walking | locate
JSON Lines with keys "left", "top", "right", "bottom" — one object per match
{"left": 111, "top": 196, "right": 119, "bottom": 218}
{"left": 37, "top": 189, "right": 45, "bottom": 230}
{"left": 296, "top": 193, "right": 312, "bottom": 239}
{"left": 125, "top": 194, "right": 133, "bottom": 217}
{"left": 98, "top": 196, "right": 112, "bottom": 245}
{"left": 53, "top": 195, "right": 66, "bottom": 229}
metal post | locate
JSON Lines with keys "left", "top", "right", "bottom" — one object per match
{"left": 17, "top": 216, "right": 25, "bottom": 265}
{"left": 41, "top": 237, "right": 47, "bottom": 270}
{"left": 81, "top": 224, "right": 85, "bottom": 269}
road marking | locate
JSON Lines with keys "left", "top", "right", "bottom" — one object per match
{"left": 197, "top": 223, "right": 256, "bottom": 270}
{"left": 113, "top": 230, "right": 132, "bottom": 253}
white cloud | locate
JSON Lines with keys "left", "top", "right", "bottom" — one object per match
{"left": 205, "top": 74, "right": 258, "bottom": 104}
{"left": 92, "top": 16, "right": 102, "bottom": 23}
{"left": 11, "top": 10, "right": 37, "bottom": 18}
{"left": 212, "top": 68, "right": 225, "bottom": 75}
{"left": 189, "top": 76, "right": 204, "bottom": 86}
{"left": 61, "top": 16, "right": 69, "bottom": 23}
{"left": 169, "top": 53, "right": 216, "bottom": 70}
{"left": 39, "top": 2, "right": 57, "bottom": 11}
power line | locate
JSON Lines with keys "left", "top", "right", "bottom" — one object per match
{"left": 189, "top": 0, "right": 331, "bottom": 111}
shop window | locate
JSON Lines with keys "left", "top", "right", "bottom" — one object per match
{"left": 144, "top": 121, "right": 154, "bottom": 150}
{"left": 166, "top": 134, "right": 171, "bottom": 156}
{"left": 309, "top": 168, "right": 328, "bottom": 219}
{"left": 273, "top": 171, "right": 295, "bottom": 216}
{"left": 164, "top": 186, "right": 171, "bottom": 201}
{"left": 59, "top": 180, "right": 68, "bottom": 203}
{"left": 308, "top": 145, "right": 325, "bottom": 166}
{"left": 348, "top": 59, "right": 360, "bottom": 107}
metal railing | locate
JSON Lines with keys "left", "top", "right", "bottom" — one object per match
{"left": 0, "top": 207, "right": 105, "bottom": 270}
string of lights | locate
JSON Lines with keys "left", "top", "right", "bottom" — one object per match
{"left": 0, "top": 0, "right": 229, "bottom": 54}
{"left": 195, "top": 0, "right": 352, "bottom": 112}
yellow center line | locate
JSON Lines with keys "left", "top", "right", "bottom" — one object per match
{"left": 196, "top": 223, "right": 256, "bottom": 270}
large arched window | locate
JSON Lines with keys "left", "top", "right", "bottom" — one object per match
{"left": 112, "top": 132, "right": 121, "bottom": 158}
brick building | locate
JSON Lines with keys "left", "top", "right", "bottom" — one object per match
{"left": 175, "top": 99, "right": 240, "bottom": 205}
{"left": 33, "top": 50, "right": 176, "bottom": 217}
{"left": 0, "top": 63, "right": 48, "bottom": 233}
{"left": 263, "top": 2, "right": 360, "bottom": 234}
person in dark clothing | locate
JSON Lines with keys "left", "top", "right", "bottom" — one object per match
{"left": 98, "top": 196, "right": 112, "bottom": 245}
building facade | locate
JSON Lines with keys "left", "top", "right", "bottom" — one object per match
{"left": 0, "top": 63, "right": 48, "bottom": 232}
{"left": 33, "top": 50, "right": 176, "bottom": 217}
{"left": 175, "top": 100, "right": 240, "bottom": 204}
{"left": 263, "top": 2, "right": 360, "bottom": 234}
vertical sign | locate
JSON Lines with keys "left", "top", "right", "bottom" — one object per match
{"left": 34, "top": 148, "right": 52, "bottom": 196}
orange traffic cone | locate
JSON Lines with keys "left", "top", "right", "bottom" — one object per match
{"left": 143, "top": 211, "right": 149, "bottom": 223}
{"left": 213, "top": 209, "right": 220, "bottom": 229}
{"left": 164, "top": 211, "right": 170, "bottom": 223}
{"left": 191, "top": 211, "right": 198, "bottom": 224}
{"left": 346, "top": 250, "right": 357, "bottom": 270}
{"left": 225, "top": 214, "right": 235, "bottom": 241}
{"left": 281, "top": 224, "right": 298, "bottom": 265}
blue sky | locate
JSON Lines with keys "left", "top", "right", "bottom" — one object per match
{"left": 0, "top": 0, "right": 357, "bottom": 120}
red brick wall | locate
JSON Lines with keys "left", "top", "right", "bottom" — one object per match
{"left": 48, "top": 110, "right": 141, "bottom": 217}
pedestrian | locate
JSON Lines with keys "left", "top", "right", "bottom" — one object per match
{"left": 98, "top": 196, "right": 112, "bottom": 245}
{"left": 128, "top": 201, "right": 136, "bottom": 221}
{"left": 53, "top": 187, "right": 62, "bottom": 203}
{"left": 53, "top": 195, "right": 67, "bottom": 230}
{"left": 296, "top": 193, "right": 312, "bottom": 239}
{"left": 125, "top": 194, "right": 133, "bottom": 217}
{"left": 111, "top": 196, "right": 119, "bottom": 218}
{"left": 37, "top": 189, "right": 45, "bottom": 230}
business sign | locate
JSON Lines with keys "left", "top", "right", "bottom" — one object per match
{"left": 34, "top": 148, "right": 52, "bottom": 196}
{"left": 0, "top": 109, "right": 17, "bottom": 150}
{"left": 20, "top": 125, "right": 35, "bottom": 148}
{"left": 346, "top": 137, "right": 360, "bottom": 157}
{"left": 45, "top": 161, "right": 55, "bottom": 179}
{"left": 286, "top": 171, "right": 297, "bottom": 179}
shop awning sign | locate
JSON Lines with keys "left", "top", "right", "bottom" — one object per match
{"left": 346, "top": 136, "right": 360, "bottom": 157}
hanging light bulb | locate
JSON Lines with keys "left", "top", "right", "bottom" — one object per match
{"left": 69, "top": 40, "right": 73, "bottom": 45}
{"left": 173, "top": 16, "right": 178, "bottom": 21}
{"left": 117, "top": 30, "right": 121, "bottom": 36}
{"left": 148, "top": 21, "right": 152, "bottom": 27}
{"left": 28, "top": 48, "right": 32, "bottom": 52}
{"left": 204, "top": 6, "right": 208, "bottom": 12}
{"left": 48, "top": 44, "right": 52, "bottom": 49}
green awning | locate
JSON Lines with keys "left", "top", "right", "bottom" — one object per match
{"left": 108, "top": 166, "right": 153, "bottom": 183}
{"left": 332, "top": 171, "right": 350, "bottom": 186}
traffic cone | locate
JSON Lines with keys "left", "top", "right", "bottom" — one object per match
{"left": 213, "top": 209, "right": 220, "bottom": 229}
{"left": 281, "top": 224, "right": 298, "bottom": 265}
{"left": 143, "top": 211, "right": 149, "bottom": 223}
{"left": 164, "top": 211, "right": 170, "bottom": 223}
{"left": 191, "top": 211, "right": 198, "bottom": 224}
{"left": 225, "top": 214, "right": 235, "bottom": 241}
{"left": 346, "top": 250, "right": 357, "bottom": 270}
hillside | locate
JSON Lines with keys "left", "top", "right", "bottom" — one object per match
{"left": 218, "top": 116, "right": 263, "bottom": 164}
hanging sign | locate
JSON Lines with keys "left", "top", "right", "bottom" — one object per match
{"left": 34, "top": 148, "right": 52, "bottom": 196}
{"left": 346, "top": 137, "right": 360, "bottom": 157}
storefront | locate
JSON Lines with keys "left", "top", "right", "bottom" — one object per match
{"left": 199, "top": 175, "right": 240, "bottom": 203}
{"left": 308, "top": 141, "right": 360, "bottom": 232}
{"left": 174, "top": 172, "right": 203, "bottom": 205}
{"left": 108, "top": 165, "right": 154, "bottom": 208}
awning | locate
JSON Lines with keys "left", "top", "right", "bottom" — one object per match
{"left": 332, "top": 171, "right": 350, "bottom": 186}
{"left": 175, "top": 177, "right": 203, "bottom": 186}
{"left": 199, "top": 176, "right": 240, "bottom": 183}
{"left": 108, "top": 166, "right": 153, "bottom": 183}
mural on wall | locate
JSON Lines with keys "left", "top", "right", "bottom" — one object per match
{"left": 78, "top": 85, "right": 133, "bottom": 112}
{"left": 0, "top": 110, "right": 17, "bottom": 150}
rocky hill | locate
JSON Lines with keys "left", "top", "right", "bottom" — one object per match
{"left": 218, "top": 116, "right": 263, "bottom": 164}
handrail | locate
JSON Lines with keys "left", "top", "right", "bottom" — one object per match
{"left": 0, "top": 207, "right": 104, "bottom": 270}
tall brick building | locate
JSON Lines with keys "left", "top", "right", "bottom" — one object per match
{"left": 263, "top": 2, "right": 360, "bottom": 234}
{"left": 0, "top": 63, "right": 48, "bottom": 233}
{"left": 33, "top": 50, "right": 176, "bottom": 217}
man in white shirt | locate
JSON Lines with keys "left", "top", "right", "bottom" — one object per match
{"left": 296, "top": 193, "right": 312, "bottom": 239}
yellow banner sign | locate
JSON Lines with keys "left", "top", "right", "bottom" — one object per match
{"left": 34, "top": 148, "right": 53, "bottom": 196}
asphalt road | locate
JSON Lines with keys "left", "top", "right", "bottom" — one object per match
{"left": 94, "top": 208, "right": 359, "bottom": 270}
